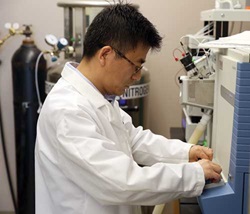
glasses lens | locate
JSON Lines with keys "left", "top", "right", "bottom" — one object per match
{"left": 112, "top": 46, "right": 143, "bottom": 74}
{"left": 134, "top": 66, "right": 143, "bottom": 74}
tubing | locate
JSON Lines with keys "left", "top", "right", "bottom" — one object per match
{"left": 188, "top": 109, "right": 212, "bottom": 145}
{"left": 152, "top": 204, "right": 165, "bottom": 214}
{"left": 35, "top": 51, "right": 45, "bottom": 113}
{"left": 0, "top": 100, "right": 18, "bottom": 212}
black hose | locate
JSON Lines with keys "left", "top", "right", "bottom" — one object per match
{"left": 0, "top": 100, "right": 18, "bottom": 213}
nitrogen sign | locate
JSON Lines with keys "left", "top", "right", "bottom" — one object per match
{"left": 121, "top": 83, "right": 150, "bottom": 100}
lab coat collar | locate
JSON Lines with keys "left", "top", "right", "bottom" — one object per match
{"left": 61, "top": 63, "right": 123, "bottom": 128}
{"left": 61, "top": 63, "right": 109, "bottom": 109}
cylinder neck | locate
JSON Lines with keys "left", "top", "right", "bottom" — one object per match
{"left": 22, "top": 37, "right": 34, "bottom": 45}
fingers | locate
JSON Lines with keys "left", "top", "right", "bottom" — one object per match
{"left": 198, "top": 159, "right": 222, "bottom": 182}
{"left": 210, "top": 163, "right": 222, "bottom": 182}
{"left": 205, "top": 147, "right": 213, "bottom": 161}
{"left": 198, "top": 148, "right": 213, "bottom": 161}
{"left": 210, "top": 171, "right": 221, "bottom": 183}
{"left": 189, "top": 145, "right": 213, "bottom": 162}
{"left": 199, "top": 147, "right": 213, "bottom": 161}
{"left": 212, "top": 162, "right": 222, "bottom": 174}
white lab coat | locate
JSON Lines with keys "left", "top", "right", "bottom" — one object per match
{"left": 35, "top": 62, "right": 205, "bottom": 214}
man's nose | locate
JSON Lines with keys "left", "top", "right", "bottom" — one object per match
{"left": 131, "top": 70, "right": 142, "bottom": 81}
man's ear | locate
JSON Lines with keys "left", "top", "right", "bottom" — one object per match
{"left": 98, "top": 46, "right": 113, "bottom": 66}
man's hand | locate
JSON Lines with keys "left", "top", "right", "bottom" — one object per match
{"left": 198, "top": 159, "right": 222, "bottom": 182}
{"left": 189, "top": 145, "right": 222, "bottom": 182}
{"left": 189, "top": 145, "right": 213, "bottom": 162}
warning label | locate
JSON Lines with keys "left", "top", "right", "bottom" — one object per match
{"left": 121, "top": 83, "right": 150, "bottom": 100}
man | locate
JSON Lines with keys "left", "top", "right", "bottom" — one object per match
{"left": 35, "top": 2, "right": 222, "bottom": 214}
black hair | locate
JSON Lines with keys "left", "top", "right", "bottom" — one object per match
{"left": 82, "top": 2, "right": 162, "bottom": 59}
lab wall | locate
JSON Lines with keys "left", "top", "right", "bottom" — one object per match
{"left": 0, "top": 0, "right": 214, "bottom": 211}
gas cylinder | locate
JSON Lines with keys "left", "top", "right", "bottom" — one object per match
{"left": 46, "top": 57, "right": 70, "bottom": 94}
{"left": 11, "top": 26, "right": 46, "bottom": 214}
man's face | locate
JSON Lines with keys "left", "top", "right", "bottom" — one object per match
{"left": 102, "top": 43, "right": 150, "bottom": 96}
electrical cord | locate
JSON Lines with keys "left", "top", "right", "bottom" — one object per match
{"left": 0, "top": 100, "right": 18, "bottom": 213}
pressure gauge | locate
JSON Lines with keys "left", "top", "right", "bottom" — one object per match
{"left": 57, "top": 38, "right": 68, "bottom": 50}
{"left": 45, "top": 34, "right": 58, "bottom": 46}
{"left": 12, "top": 23, "right": 19, "bottom": 30}
{"left": 4, "top": 23, "right": 11, "bottom": 29}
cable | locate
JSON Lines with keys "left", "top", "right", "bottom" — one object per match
{"left": 0, "top": 99, "right": 18, "bottom": 213}
{"left": 0, "top": 24, "right": 23, "bottom": 213}
{"left": 172, "top": 48, "right": 184, "bottom": 61}
{"left": 179, "top": 35, "right": 189, "bottom": 46}
{"left": 0, "top": 28, "right": 19, "bottom": 211}
{"left": 195, "top": 22, "right": 214, "bottom": 36}
{"left": 196, "top": 27, "right": 214, "bottom": 37}
{"left": 35, "top": 51, "right": 45, "bottom": 114}
{"left": 179, "top": 23, "right": 214, "bottom": 52}
{"left": 182, "top": 36, "right": 213, "bottom": 75}
{"left": 174, "top": 67, "right": 185, "bottom": 88}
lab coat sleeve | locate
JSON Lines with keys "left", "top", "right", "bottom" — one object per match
{"left": 51, "top": 106, "right": 205, "bottom": 206}
{"left": 120, "top": 109, "right": 192, "bottom": 166}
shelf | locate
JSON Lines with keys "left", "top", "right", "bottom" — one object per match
{"left": 201, "top": 9, "right": 250, "bottom": 22}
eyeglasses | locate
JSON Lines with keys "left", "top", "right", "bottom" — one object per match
{"left": 111, "top": 47, "right": 144, "bottom": 74}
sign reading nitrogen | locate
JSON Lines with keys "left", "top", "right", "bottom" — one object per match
{"left": 121, "top": 83, "right": 150, "bottom": 100}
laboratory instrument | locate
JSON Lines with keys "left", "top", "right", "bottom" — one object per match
{"left": 176, "top": 1, "right": 250, "bottom": 212}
